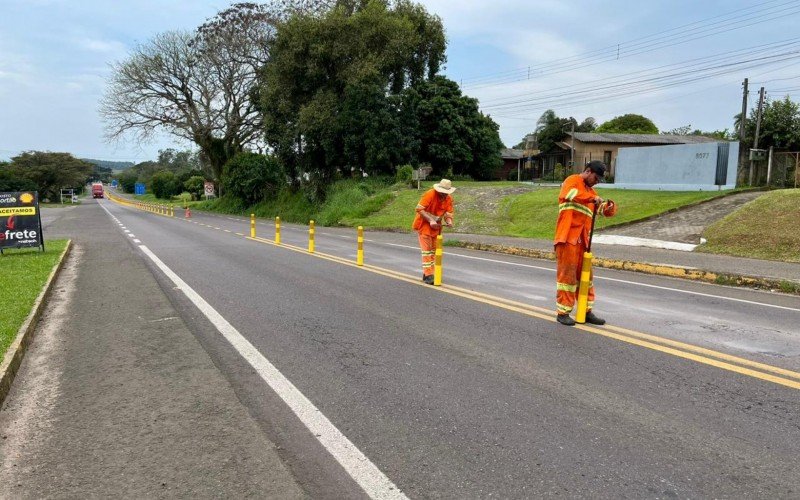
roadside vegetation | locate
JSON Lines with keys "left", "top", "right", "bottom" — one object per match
{"left": 0, "top": 240, "right": 68, "bottom": 359}
{"left": 699, "top": 189, "right": 800, "bottom": 262}
{"left": 179, "top": 179, "right": 729, "bottom": 238}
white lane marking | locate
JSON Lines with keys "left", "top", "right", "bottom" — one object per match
{"left": 598, "top": 276, "right": 800, "bottom": 312}
{"left": 335, "top": 240, "right": 800, "bottom": 313}
{"left": 128, "top": 234, "right": 135, "bottom": 238}
{"left": 133, "top": 239, "right": 141, "bottom": 243}
{"left": 137, "top": 245, "right": 405, "bottom": 500}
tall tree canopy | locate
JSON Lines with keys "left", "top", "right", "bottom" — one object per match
{"left": 736, "top": 96, "right": 800, "bottom": 150}
{"left": 259, "top": 0, "right": 447, "bottom": 193}
{"left": 520, "top": 110, "right": 596, "bottom": 154}
{"left": 595, "top": 113, "right": 658, "bottom": 134}
{"left": 100, "top": 1, "right": 332, "bottom": 183}
{"left": 3, "top": 152, "right": 94, "bottom": 200}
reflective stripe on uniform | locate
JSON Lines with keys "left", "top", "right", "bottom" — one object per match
{"left": 558, "top": 202, "right": 593, "bottom": 217}
{"left": 556, "top": 282, "right": 577, "bottom": 292}
{"left": 565, "top": 188, "right": 579, "bottom": 201}
{"left": 557, "top": 302, "right": 572, "bottom": 313}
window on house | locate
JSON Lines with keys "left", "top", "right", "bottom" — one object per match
{"left": 603, "top": 151, "right": 612, "bottom": 165}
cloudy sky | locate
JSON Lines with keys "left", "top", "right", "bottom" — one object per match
{"left": 1, "top": 0, "right": 798, "bottom": 163}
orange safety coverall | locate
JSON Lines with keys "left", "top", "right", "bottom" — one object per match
{"left": 554, "top": 174, "right": 616, "bottom": 315}
{"left": 412, "top": 189, "right": 454, "bottom": 277}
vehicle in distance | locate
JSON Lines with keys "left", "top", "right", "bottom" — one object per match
{"left": 92, "top": 183, "right": 104, "bottom": 199}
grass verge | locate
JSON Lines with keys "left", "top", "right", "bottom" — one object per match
{"left": 0, "top": 240, "right": 68, "bottom": 359}
{"left": 698, "top": 189, "right": 800, "bottom": 262}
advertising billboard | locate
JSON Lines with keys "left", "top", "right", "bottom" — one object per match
{"left": 0, "top": 191, "right": 44, "bottom": 252}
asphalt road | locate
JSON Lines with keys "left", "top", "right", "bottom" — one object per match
{"left": 4, "top": 199, "right": 800, "bottom": 498}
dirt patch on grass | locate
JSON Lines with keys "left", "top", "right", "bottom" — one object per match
{"left": 453, "top": 185, "right": 540, "bottom": 234}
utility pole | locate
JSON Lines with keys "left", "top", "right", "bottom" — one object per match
{"left": 738, "top": 78, "right": 748, "bottom": 187}
{"left": 739, "top": 78, "right": 748, "bottom": 141}
{"left": 750, "top": 86, "right": 765, "bottom": 186}
{"left": 570, "top": 120, "right": 575, "bottom": 170}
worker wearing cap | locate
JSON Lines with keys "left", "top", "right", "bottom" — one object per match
{"left": 554, "top": 161, "right": 617, "bottom": 326}
{"left": 412, "top": 179, "right": 455, "bottom": 285}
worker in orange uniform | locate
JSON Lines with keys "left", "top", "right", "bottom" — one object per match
{"left": 412, "top": 179, "right": 455, "bottom": 285}
{"left": 554, "top": 161, "right": 617, "bottom": 326}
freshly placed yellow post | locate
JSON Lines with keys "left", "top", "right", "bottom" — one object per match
{"left": 574, "top": 251, "right": 593, "bottom": 323}
{"left": 433, "top": 235, "right": 443, "bottom": 286}
{"left": 250, "top": 213, "right": 256, "bottom": 238}
{"left": 170, "top": 204, "right": 174, "bottom": 217}
{"left": 356, "top": 226, "right": 364, "bottom": 265}
{"left": 308, "top": 220, "right": 315, "bottom": 253}
{"left": 275, "top": 216, "right": 281, "bottom": 244}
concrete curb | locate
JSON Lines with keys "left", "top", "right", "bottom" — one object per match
{"left": 448, "top": 240, "right": 800, "bottom": 296}
{"left": 0, "top": 240, "right": 72, "bottom": 406}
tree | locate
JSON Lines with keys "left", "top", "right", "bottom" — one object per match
{"left": 516, "top": 111, "right": 595, "bottom": 154}
{"left": 5, "top": 152, "right": 94, "bottom": 201}
{"left": 596, "top": 114, "right": 658, "bottom": 134}
{"left": 735, "top": 96, "right": 800, "bottom": 150}
{"left": 0, "top": 168, "right": 38, "bottom": 192}
{"left": 183, "top": 175, "right": 206, "bottom": 200}
{"left": 222, "top": 152, "right": 284, "bottom": 206}
{"left": 118, "top": 170, "right": 139, "bottom": 193}
{"left": 260, "top": 0, "right": 446, "bottom": 194}
{"left": 400, "top": 76, "right": 502, "bottom": 178}
{"left": 101, "top": 2, "right": 332, "bottom": 183}
{"left": 664, "top": 124, "right": 693, "bottom": 135}
{"left": 149, "top": 171, "right": 182, "bottom": 199}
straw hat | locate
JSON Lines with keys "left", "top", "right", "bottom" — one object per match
{"left": 433, "top": 178, "right": 456, "bottom": 194}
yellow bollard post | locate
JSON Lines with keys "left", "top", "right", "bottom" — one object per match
{"left": 170, "top": 204, "right": 174, "bottom": 217}
{"left": 574, "top": 252, "right": 593, "bottom": 323}
{"left": 250, "top": 214, "right": 256, "bottom": 238}
{"left": 308, "top": 220, "right": 315, "bottom": 253}
{"left": 356, "top": 226, "right": 364, "bottom": 266}
{"left": 433, "top": 235, "right": 443, "bottom": 286}
{"left": 275, "top": 216, "right": 281, "bottom": 244}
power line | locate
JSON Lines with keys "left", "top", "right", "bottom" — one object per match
{"left": 460, "top": 0, "right": 800, "bottom": 90}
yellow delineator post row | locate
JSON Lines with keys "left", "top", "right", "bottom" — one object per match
{"left": 357, "top": 226, "right": 364, "bottom": 266}
{"left": 104, "top": 194, "right": 800, "bottom": 391}
{"left": 245, "top": 233, "right": 800, "bottom": 391}
{"left": 106, "top": 190, "right": 174, "bottom": 218}
{"left": 433, "top": 235, "right": 443, "bottom": 286}
{"left": 575, "top": 251, "right": 593, "bottom": 323}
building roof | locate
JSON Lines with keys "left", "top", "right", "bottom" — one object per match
{"left": 568, "top": 132, "right": 722, "bottom": 144}
{"left": 500, "top": 148, "right": 525, "bottom": 159}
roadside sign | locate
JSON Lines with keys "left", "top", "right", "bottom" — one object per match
{"left": 204, "top": 181, "right": 215, "bottom": 199}
{"left": 0, "top": 191, "right": 44, "bottom": 253}
{"left": 134, "top": 183, "right": 146, "bottom": 195}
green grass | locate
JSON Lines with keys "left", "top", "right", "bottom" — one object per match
{"left": 0, "top": 239, "right": 68, "bottom": 359}
{"left": 344, "top": 182, "right": 728, "bottom": 238}
{"left": 698, "top": 189, "right": 800, "bottom": 262}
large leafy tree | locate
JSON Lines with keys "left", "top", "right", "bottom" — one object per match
{"left": 401, "top": 76, "right": 502, "bottom": 178}
{"left": 101, "top": 1, "right": 332, "bottom": 183}
{"left": 737, "top": 96, "right": 800, "bottom": 150}
{"left": 516, "top": 111, "right": 595, "bottom": 152}
{"left": 4, "top": 152, "right": 94, "bottom": 200}
{"left": 260, "top": 0, "right": 446, "bottom": 194}
{"left": 595, "top": 113, "right": 658, "bottom": 134}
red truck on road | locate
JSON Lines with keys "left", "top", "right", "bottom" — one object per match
{"left": 92, "top": 183, "right": 104, "bottom": 198}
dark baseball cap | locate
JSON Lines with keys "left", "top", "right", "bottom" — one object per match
{"left": 586, "top": 160, "right": 606, "bottom": 178}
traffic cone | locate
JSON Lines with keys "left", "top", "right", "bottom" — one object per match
{"left": 185, "top": 207, "right": 191, "bottom": 218}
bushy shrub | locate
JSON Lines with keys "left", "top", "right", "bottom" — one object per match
{"left": 149, "top": 171, "right": 181, "bottom": 199}
{"left": 183, "top": 175, "right": 205, "bottom": 200}
{"left": 396, "top": 165, "right": 413, "bottom": 184}
{"left": 118, "top": 170, "right": 139, "bottom": 193}
{"left": 222, "top": 152, "right": 284, "bottom": 206}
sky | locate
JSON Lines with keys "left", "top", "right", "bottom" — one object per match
{"left": 1, "top": 0, "right": 799, "bottom": 163}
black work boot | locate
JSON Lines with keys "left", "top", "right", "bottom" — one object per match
{"left": 557, "top": 314, "right": 576, "bottom": 326}
{"left": 423, "top": 275, "right": 434, "bottom": 285}
{"left": 585, "top": 311, "right": 606, "bottom": 325}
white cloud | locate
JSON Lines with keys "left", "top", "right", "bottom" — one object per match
{"left": 77, "top": 37, "right": 127, "bottom": 54}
